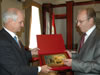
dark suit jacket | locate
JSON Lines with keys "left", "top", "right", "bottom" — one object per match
{"left": 72, "top": 28, "right": 100, "bottom": 75}
{"left": 0, "top": 29, "right": 38, "bottom": 75}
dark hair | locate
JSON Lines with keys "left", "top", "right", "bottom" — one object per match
{"left": 86, "top": 8, "right": 96, "bottom": 22}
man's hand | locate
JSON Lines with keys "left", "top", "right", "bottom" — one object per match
{"left": 41, "top": 65, "right": 52, "bottom": 73}
{"left": 63, "top": 59, "right": 72, "bottom": 67}
{"left": 31, "top": 48, "right": 40, "bottom": 56}
{"left": 65, "top": 50, "right": 72, "bottom": 58}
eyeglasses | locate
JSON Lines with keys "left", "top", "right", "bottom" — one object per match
{"left": 76, "top": 19, "right": 88, "bottom": 24}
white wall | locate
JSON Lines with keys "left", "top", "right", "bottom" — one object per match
{"left": 1, "top": 0, "right": 23, "bottom": 12}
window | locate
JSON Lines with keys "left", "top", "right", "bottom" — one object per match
{"left": 29, "top": 6, "right": 41, "bottom": 49}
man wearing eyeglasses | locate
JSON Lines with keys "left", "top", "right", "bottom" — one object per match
{"left": 64, "top": 8, "right": 100, "bottom": 75}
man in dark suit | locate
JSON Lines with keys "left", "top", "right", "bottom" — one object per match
{"left": 0, "top": 8, "right": 52, "bottom": 75}
{"left": 64, "top": 8, "right": 100, "bottom": 75}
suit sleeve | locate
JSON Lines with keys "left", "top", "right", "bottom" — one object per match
{"left": 0, "top": 40, "right": 38, "bottom": 75}
{"left": 72, "top": 40, "right": 100, "bottom": 73}
{"left": 72, "top": 53, "right": 78, "bottom": 59}
{"left": 20, "top": 42, "right": 32, "bottom": 61}
{"left": 24, "top": 50, "right": 33, "bottom": 62}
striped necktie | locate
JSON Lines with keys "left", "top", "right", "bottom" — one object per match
{"left": 14, "top": 36, "right": 20, "bottom": 46}
{"left": 78, "top": 33, "right": 86, "bottom": 53}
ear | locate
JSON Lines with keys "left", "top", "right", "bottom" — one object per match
{"left": 7, "top": 18, "right": 13, "bottom": 22}
{"left": 88, "top": 18, "right": 94, "bottom": 26}
{"left": 89, "top": 18, "right": 94, "bottom": 22}
{"left": 7, "top": 18, "right": 15, "bottom": 25}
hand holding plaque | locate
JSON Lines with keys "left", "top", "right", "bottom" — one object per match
{"left": 40, "top": 53, "right": 69, "bottom": 67}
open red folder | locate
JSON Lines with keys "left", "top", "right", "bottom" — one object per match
{"left": 37, "top": 34, "right": 71, "bottom": 71}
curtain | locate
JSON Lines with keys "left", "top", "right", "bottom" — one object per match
{"left": 23, "top": 0, "right": 42, "bottom": 47}
{"left": 24, "top": 7, "right": 31, "bottom": 46}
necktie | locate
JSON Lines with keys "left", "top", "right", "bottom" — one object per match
{"left": 14, "top": 36, "right": 20, "bottom": 47}
{"left": 78, "top": 33, "right": 86, "bottom": 53}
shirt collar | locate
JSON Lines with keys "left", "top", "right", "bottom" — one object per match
{"left": 86, "top": 25, "right": 96, "bottom": 36}
{"left": 3, "top": 27, "right": 17, "bottom": 38}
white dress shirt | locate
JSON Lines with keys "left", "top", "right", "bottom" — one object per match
{"left": 4, "top": 27, "right": 17, "bottom": 39}
{"left": 84, "top": 25, "right": 96, "bottom": 43}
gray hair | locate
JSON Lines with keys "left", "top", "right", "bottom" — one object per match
{"left": 2, "top": 10, "right": 18, "bottom": 24}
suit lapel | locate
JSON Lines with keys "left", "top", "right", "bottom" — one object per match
{"left": 2, "top": 29, "right": 21, "bottom": 49}
{"left": 79, "top": 29, "right": 96, "bottom": 54}
{"left": 1, "top": 29, "right": 27, "bottom": 64}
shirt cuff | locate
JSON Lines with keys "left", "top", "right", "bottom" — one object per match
{"left": 38, "top": 66, "right": 41, "bottom": 72}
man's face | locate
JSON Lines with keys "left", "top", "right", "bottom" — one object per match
{"left": 76, "top": 10, "right": 91, "bottom": 33}
{"left": 11, "top": 12, "right": 24, "bottom": 33}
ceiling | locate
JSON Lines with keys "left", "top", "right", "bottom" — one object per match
{"left": 18, "top": 0, "right": 100, "bottom": 4}
{"left": 33, "top": 0, "right": 93, "bottom": 4}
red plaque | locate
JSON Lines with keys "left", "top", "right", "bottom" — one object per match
{"left": 37, "top": 34, "right": 71, "bottom": 71}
